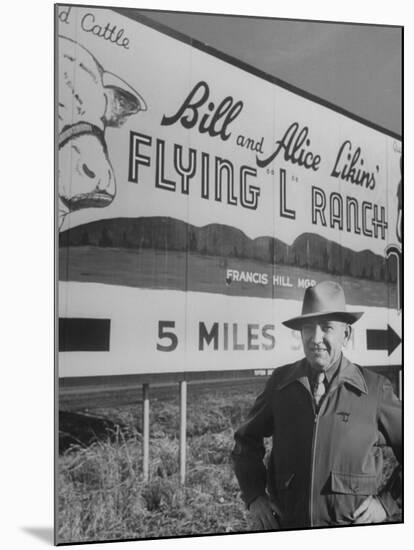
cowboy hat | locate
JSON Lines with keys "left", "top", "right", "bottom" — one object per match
{"left": 282, "top": 281, "right": 364, "bottom": 330}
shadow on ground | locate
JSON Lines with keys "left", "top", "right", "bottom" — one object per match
{"left": 21, "top": 527, "right": 54, "bottom": 544}
{"left": 59, "top": 411, "right": 124, "bottom": 453}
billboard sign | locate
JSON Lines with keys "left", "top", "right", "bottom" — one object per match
{"left": 57, "top": 5, "right": 402, "bottom": 378}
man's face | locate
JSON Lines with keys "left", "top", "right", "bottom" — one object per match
{"left": 301, "top": 317, "right": 351, "bottom": 372}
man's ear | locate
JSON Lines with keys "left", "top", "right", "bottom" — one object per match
{"left": 343, "top": 324, "right": 352, "bottom": 347}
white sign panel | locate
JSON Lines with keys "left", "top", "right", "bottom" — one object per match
{"left": 57, "top": 6, "right": 402, "bottom": 377}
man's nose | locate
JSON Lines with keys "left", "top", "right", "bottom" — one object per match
{"left": 310, "top": 325, "right": 324, "bottom": 342}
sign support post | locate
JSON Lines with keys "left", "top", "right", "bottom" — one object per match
{"left": 179, "top": 380, "right": 187, "bottom": 485}
{"left": 142, "top": 383, "right": 150, "bottom": 481}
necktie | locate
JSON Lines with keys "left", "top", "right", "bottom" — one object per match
{"left": 313, "top": 372, "right": 326, "bottom": 409}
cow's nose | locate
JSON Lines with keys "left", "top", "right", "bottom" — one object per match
{"left": 96, "top": 167, "right": 116, "bottom": 198}
{"left": 84, "top": 161, "right": 115, "bottom": 198}
{"left": 82, "top": 163, "right": 96, "bottom": 179}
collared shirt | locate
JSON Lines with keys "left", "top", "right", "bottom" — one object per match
{"left": 307, "top": 354, "right": 342, "bottom": 395}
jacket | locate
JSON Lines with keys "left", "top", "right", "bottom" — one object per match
{"left": 232, "top": 356, "right": 402, "bottom": 528}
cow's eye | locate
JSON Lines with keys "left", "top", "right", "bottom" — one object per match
{"left": 82, "top": 164, "right": 96, "bottom": 178}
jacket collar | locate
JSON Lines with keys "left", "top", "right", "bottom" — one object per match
{"left": 275, "top": 355, "right": 368, "bottom": 395}
{"left": 338, "top": 356, "right": 368, "bottom": 394}
{"left": 275, "top": 359, "right": 309, "bottom": 391}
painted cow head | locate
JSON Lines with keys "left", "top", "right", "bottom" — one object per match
{"left": 58, "top": 36, "right": 146, "bottom": 229}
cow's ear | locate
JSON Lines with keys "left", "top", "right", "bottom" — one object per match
{"left": 103, "top": 87, "right": 144, "bottom": 127}
{"left": 103, "top": 72, "right": 146, "bottom": 127}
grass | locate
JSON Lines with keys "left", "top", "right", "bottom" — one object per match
{"left": 57, "top": 385, "right": 256, "bottom": 543}
{"left": 57, "top": 384, "right": 400, "bottom": 544}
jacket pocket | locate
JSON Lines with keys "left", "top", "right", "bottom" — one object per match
{"left": 272, "top": 473, "right": 298, "bottom": 528}
{"left": 326, "top": 472, "right": 379, "bottom": 525}
{"left": 331, "top": 471, "right": 378, "bottom": 496}
{"left": 274, "top": 472, "right": 295, "bottom": 491}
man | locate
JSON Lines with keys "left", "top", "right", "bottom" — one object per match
{"left": 232, "top": 281, "right": 402, "bottom": 529}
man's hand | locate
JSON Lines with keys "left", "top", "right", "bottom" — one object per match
{"left": 352, "top": 496, "right": 387, "bottom": 524}
{"left": 248, "top": 495, "right": 281, "bottom": 530}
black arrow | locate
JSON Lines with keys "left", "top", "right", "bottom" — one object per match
{"left": 366, "top": 325, "right": 401, "bottom": 356}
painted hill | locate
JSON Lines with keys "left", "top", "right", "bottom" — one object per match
{"left": 59, "top": 217, "right": 397, "bottom": 283}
